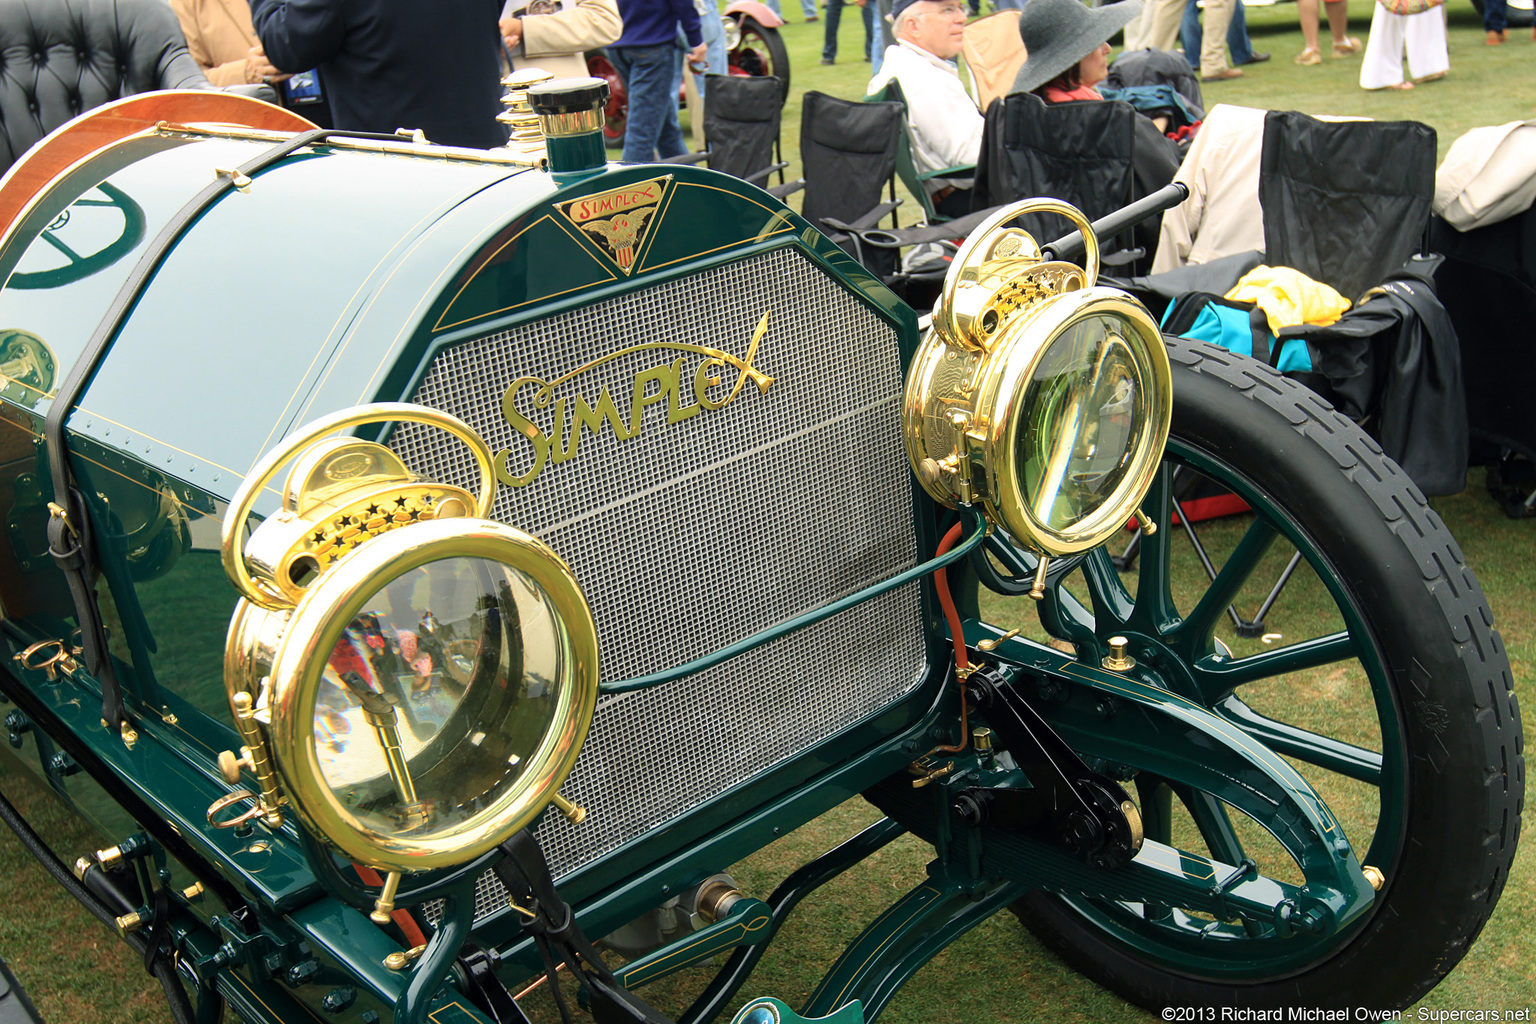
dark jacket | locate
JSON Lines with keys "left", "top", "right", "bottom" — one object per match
{"left": 1285, "top": 256, "right": 1468, "bottom": 497}
{"left": 613, "top": 0, "right": 703, "bottom": 48}
{"left": 1104, "top": 48, "right": 1203, "bottom": 120}
{"left": 250, "top": 0, "right": 507, "bottom": 149}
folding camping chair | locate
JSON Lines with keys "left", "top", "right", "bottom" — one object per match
{"left": 795, "top": 91, "right": 905, "bottom": 276}
{"left": 869, "top": 79, "right": 975, "bottom": 224}
{"left": 1258, "top": 111, "right": 1438, "bottom": 305}
{"left": 971, "top": 91, "right": 1150, "bottom": 272}
{"left": 699, "top": 73, "right": 798, "bottom": 197}
{"left": 1430, "top": 201, "right": 1536, "bottom": 517}
{"left": 1122, "top": 111, "right": 1447, "bottom": 635}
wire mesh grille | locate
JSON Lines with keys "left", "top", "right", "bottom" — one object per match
{"left": 395, "top": 247, "right": 925, "bottom": 910}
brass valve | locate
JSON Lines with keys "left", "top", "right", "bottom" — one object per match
{"left": 976, "top": 630, "right": 1019, "bottom": 653}
{"left": 911, "top": 763, "right": 954, "bottom": 789}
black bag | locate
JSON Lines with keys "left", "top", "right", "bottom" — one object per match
{"left": 1282, "top": 254, "right": 1467, "bottom": 496}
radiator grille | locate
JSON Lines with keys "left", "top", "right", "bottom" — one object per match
{"left": 393, "top": 247, "right": 925, "bottom": 897}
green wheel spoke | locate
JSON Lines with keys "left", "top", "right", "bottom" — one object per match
{"left": 1173, "top": 516, "right": 1281, "bottom": 652}
{"left": 1136, "top": 776, "right": 1174, "bottom": 846}
{"left": 1171, "top": 784, "right": 1247, "bottom": 866}
{"left": 1079, "top": 547, "right": 1135, "bottom": 629}
{"left": 1218, "top": 696, "right": 1383, "bottom": 785}
{"left": 1192, "top": 631, "right": 1359, "bottom": 704}
{"left": 1039, "top": 577, "right": 1098, "bottom": 652}
{"left": 1129, "top": 464, "right": 1179, "bottom": 634}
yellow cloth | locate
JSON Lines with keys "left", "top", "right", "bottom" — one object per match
{"left": 1224, "top": 265, "right": 1352, "bottom": 335}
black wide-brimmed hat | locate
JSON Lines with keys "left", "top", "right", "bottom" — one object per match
{"left": 1010, "top": 0, "right": 1143, "bottom": 94}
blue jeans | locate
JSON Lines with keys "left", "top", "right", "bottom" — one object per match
{"left": 802, "top": 0, "right": 817, "bottom": 17}
{"left": 1182, "top": 0, "right": 1256, "bottom": 65}
{"left": 674, "top": 13, "right": 727, "bottom": 99}
{"left": 699, "top": 8, "right": 728, "bottom": 96}
{"left": 869, "top": 0, "right": 886, "bottom": 73}
{"left": 1481, "top": 0, "right": 1506, "bottom": 31}
{"left": 611, "top": 43, "right": 688, "bottom": 162}
{"left": 822, "top": 0, "right": 873, "bottom": 61}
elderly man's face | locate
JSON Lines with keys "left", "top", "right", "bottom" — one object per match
{"left": 900, "top": 0, "right": 968, "bottom": 59}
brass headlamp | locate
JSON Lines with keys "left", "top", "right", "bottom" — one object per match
{"left": 905, "top": 199, "right": 1172, "bottom": 563}
{"left": 214, "top": 404, "right": 597, "bottom": 921}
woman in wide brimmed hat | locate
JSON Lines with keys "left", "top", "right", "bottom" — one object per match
{"left": 1010, "top": 0, "right": 1144, "bottom": 99}
{"left": 1003, "top": 0, "right": 1182, "bottom": 266}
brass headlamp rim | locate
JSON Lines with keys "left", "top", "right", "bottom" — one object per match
{"left": 264, "top": 515, "right": 598, "bottom": 872}
{"left": 933, "top": 198, "right": 1101, "bottom": 352}
{"left": 221, "top": 403, "right": 497, "bottom": 612}
{"left": 975, "top": 287, "right": 1171, "bottom": 556}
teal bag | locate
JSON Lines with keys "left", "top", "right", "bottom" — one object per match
{"left": 1160, "top": 293, "right": 1314, "bottom": 372}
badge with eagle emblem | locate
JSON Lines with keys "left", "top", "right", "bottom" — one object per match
{"left": 557, "top": 176, "right": 671, "bottom": 274}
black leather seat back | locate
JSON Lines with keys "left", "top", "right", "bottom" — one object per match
{"left": 0, "top": 0, "right": 209, "bottom": 174}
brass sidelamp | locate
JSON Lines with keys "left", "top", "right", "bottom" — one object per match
{"left": 212, "top": 404, "right": 597, "bottom": 923}
{"left": 905, "top": 199, "right": 1172, "bottom": 579}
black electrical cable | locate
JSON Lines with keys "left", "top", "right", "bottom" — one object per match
{"left": 0, "top": 787, "right": 199, "bottom": 1024}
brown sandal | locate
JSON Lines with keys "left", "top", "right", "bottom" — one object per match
{"left": 1294, "top": 47, "right": 1322, "bottom": 65}
{"left": 1331, "top": 36, "right": 1363, "bottom": 57}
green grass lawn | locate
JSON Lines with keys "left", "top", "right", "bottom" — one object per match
{"left": 3, "top": 6, "right": 1535, "bottom": 1019}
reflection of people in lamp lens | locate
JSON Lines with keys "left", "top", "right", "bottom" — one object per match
{"left": 307, "top": 555, "right": 564, "bottom": 840}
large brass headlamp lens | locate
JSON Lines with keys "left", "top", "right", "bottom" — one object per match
{"left": 216, "top": 404, "right": 597, "bottom": 878}
{"left": 267, "top": 517, "right": 595, "bottom": 869}
{"left": 905, "top": 200, "right": 1172, "bottom": 556}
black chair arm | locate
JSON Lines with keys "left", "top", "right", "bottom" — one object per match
{"left": 852, "top": 205, "right": 1007, "bottom": 249}
{"left": 845, "top": 198, "right": 901, "bottom": 232}
{"left": 742, "top": 161, "right": 790, "bottom": 186}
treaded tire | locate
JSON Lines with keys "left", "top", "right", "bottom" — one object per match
{"left": 727, "top": 15, "right": 791, "bottom": 101}
{"left": 1013, "top": 336, "right": 1524, "bottom": 1009}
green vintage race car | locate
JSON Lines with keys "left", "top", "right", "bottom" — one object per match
{"left": 0, "top": 82, "right": 1522, "bottom": 1024}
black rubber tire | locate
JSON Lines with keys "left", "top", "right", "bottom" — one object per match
{"left": 728, "top": 15, "right": 791, "bottom": 102}
{"left": 1014, "top": 336, "right": 1524, "bottom": 1008}
{"left": 1469, "top": 0, "right": 1535, "bottom": 28}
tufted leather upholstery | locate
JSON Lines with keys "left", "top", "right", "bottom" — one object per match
{"left": 0, "top": 0, "right": 211, "bottom": 174}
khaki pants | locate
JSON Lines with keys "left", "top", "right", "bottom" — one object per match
{"left": 1125, "top": 0, "right": 1184, "bottom": 51}
{"left": 1200, "top": 0, "right": 1236, "bottom": 75}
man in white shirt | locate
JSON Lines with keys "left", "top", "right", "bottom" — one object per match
{"left": 868, "top": 0, "right": 983, "bottom": 218}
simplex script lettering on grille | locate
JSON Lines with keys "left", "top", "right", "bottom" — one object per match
{"left": 494, "top": 312, "right": 775, "bottom": 487}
